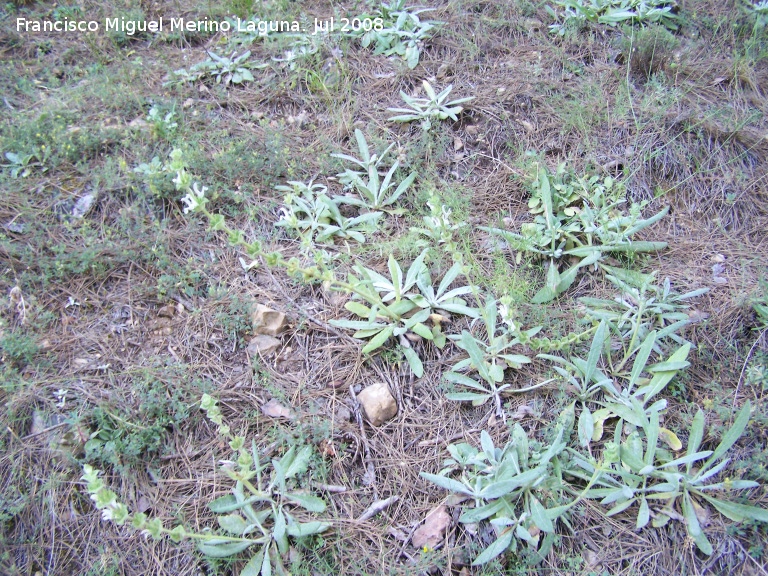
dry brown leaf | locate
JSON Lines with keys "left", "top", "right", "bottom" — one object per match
{"left": 692, "top": 498, "right": 711, "bottom": 527}
{"left": 411, "top": 505, "right": 451, "bottom": 550}
{"left": 511, "top": 405, "right": 535, "bottom": 419}
{"left": 318, "top": 438, "right": 337, "bottom": 458}
{"left": 261, "top": 399, "right": 292, "bottom": 419}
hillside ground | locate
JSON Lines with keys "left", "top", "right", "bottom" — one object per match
{"left": 1, "top": 0, "right": 767, "bottom": 574}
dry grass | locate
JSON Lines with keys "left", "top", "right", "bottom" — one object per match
{"left": 1, "top": 0, "right": 767, "bottom": 574}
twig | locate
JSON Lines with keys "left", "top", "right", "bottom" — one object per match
{"left": 313, "top": 483, "right": 348, "bottom": 493}
{"left": 356, "top": 496, "right": 400, "bottom": 522}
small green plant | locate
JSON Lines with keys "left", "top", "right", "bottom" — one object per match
{"left": 387, "top": 81, "right": 474, "bottom": 131}
{"left": 751, "top": 281, "right": 768, "bottom": 331}
{"left": 547, "top": 0, "right": 680, "bottom": 35}
{"left": 332, "top": 129, "right": 416, "bottom": 212}
{"left": 274, "top": 180, "right": 382, "bottom": 247}
{"left": 169, "top": 51, "right": 264, "bottom": 86}
{"left": 539, "top": 318, "right": 692, "bottom": 448}
{"left": 349, "top": 0, "right": 439, "bottom": 68}
{"left": 0, "top": 331, "right": 39, "bottom": 368}
{"left": 83, "top": 370, "right": 204, "bottom": 472}
{"left": 580, "top": 266, "right": 707, "bottom": 369}
{"left": 482, "top": 165, "right": 669, "bottom": 303}
{"left": 412, "top": 193, "right": 467, "bottom": 254}
{"left": 620, "top": 24, "right": 679, "bottom": 79}
{"left": 271, "top": 34, "right": 323, "bottom": 70}
{"left": 329, "top": 250, "right": 477, "bottom": 377}
{"left": 420, "top": 417, "right": 596, "bottom": 566}
{"left": 134, "top": 149, "right": 192, "bottom": 199}
{"left": 444, "top": 297, "right": 542, "bottom": 413}
{"left": 3, "top": 151, "right": 40, "bottom": 178}
{"left": 83, "top": 395, "right": 330, "bottom": 576}
{"left": 147, "top": 105, "right": 178, "bottom": 141}
{"left": 747, "top": 0, "right": 768, "bottom": 25}
{"left": 572, "top": 401, "right": 768, "bottom": 555}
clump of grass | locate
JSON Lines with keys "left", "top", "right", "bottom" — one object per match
{"left": 620, "top": 24, "right": 680, "bottom": 80}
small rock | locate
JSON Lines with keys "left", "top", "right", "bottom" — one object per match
{"left": 137, "top": 495, "right": 152, "bottom": 513}
{"left": 4, "top": 221, "right": 25, "bottom": 234}
{"left": 334, "top": 405, "right": 351, "bottom": 422}
{"left": 71, "top": 193, "right": 96, "bottom": 219}
{"left": 524, "top": 18, "right": 543, "bottom": 32}
{"left": 128, "top": 117, "right": 149, "bottom": 129}
{"left": 251, "top": 304, "right": 287, "bottom": 337}
{"left": 157, "top": 304, "right": 176, "bottom": 318}
{"left": 247, "top": 334, "right": 281, "bottom": 356}
{"left": 357, "top": 383, "right": 397, "bottom": 426}
{"left": 412, "top": 505, "right": 451, "bottom": 550}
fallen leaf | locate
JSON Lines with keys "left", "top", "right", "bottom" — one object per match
{"left": 519, "top": 119, "right": 535, "bottom": 133}
{"left": 261, "top": 399, "right": 291, "bottom": 419}
{"left": 386, "top": 527, "right": 409, "bottom": 542}
{"left": 583, "top": 549, "right": 601, "bottom": 569}
{"left": 511, "top": 405, "right": 534, "bottom": 419}
{"left": 334, "top": 405, "right": 351, "bottom": 422}
{"left": 687, "top": 309, "right": 709, "bottom": 323}
{"left": 318, "top": 439, "right": 337, "bottom": 457}
{"left": 128, "top": 117, "right": 149, "bottom": 129}
{"left": 692, "top": 498, "right": 710, "bottom": 527}
{"left": 137, "top": 495, "right": 152, "bottom": 513}
{"left": 412, "top": 505, "right": 451, "bottom": 550}
{"left": 4, "top": 221, "right": 25, "bottom": 234}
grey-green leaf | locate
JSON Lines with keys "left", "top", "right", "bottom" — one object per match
{"left": 197, "top": 539, "right": 254, "bottom": 558}
{"left": 420, "top": 472, "right": 474, "bottom": 496}
{"left": 472, "top": 529, "right": 514, "bottom": 566}
{"left": 578, "top": 406, "right": 594, "bottom": 448}
{"left": 530, "top": 496, "right": 554, "bottom": 533}
{"left": 705, "top": 400, "right": 751, "bottom": 470}
{"left": 284, "top": 493, "right": 327, "bottom": 513}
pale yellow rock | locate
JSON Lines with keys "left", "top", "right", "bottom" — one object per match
{"left": 357, "top": 383, "right": 398, "bottom": 426}
{"left": 251, "top": 304, "right": 287, "bottom": 337}
{"left": 247, "top": 334, "right": 281, "bottom": 356}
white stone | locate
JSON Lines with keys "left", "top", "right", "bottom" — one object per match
{"left": 357, "top": 383, "right": 398, "bottom": 426}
